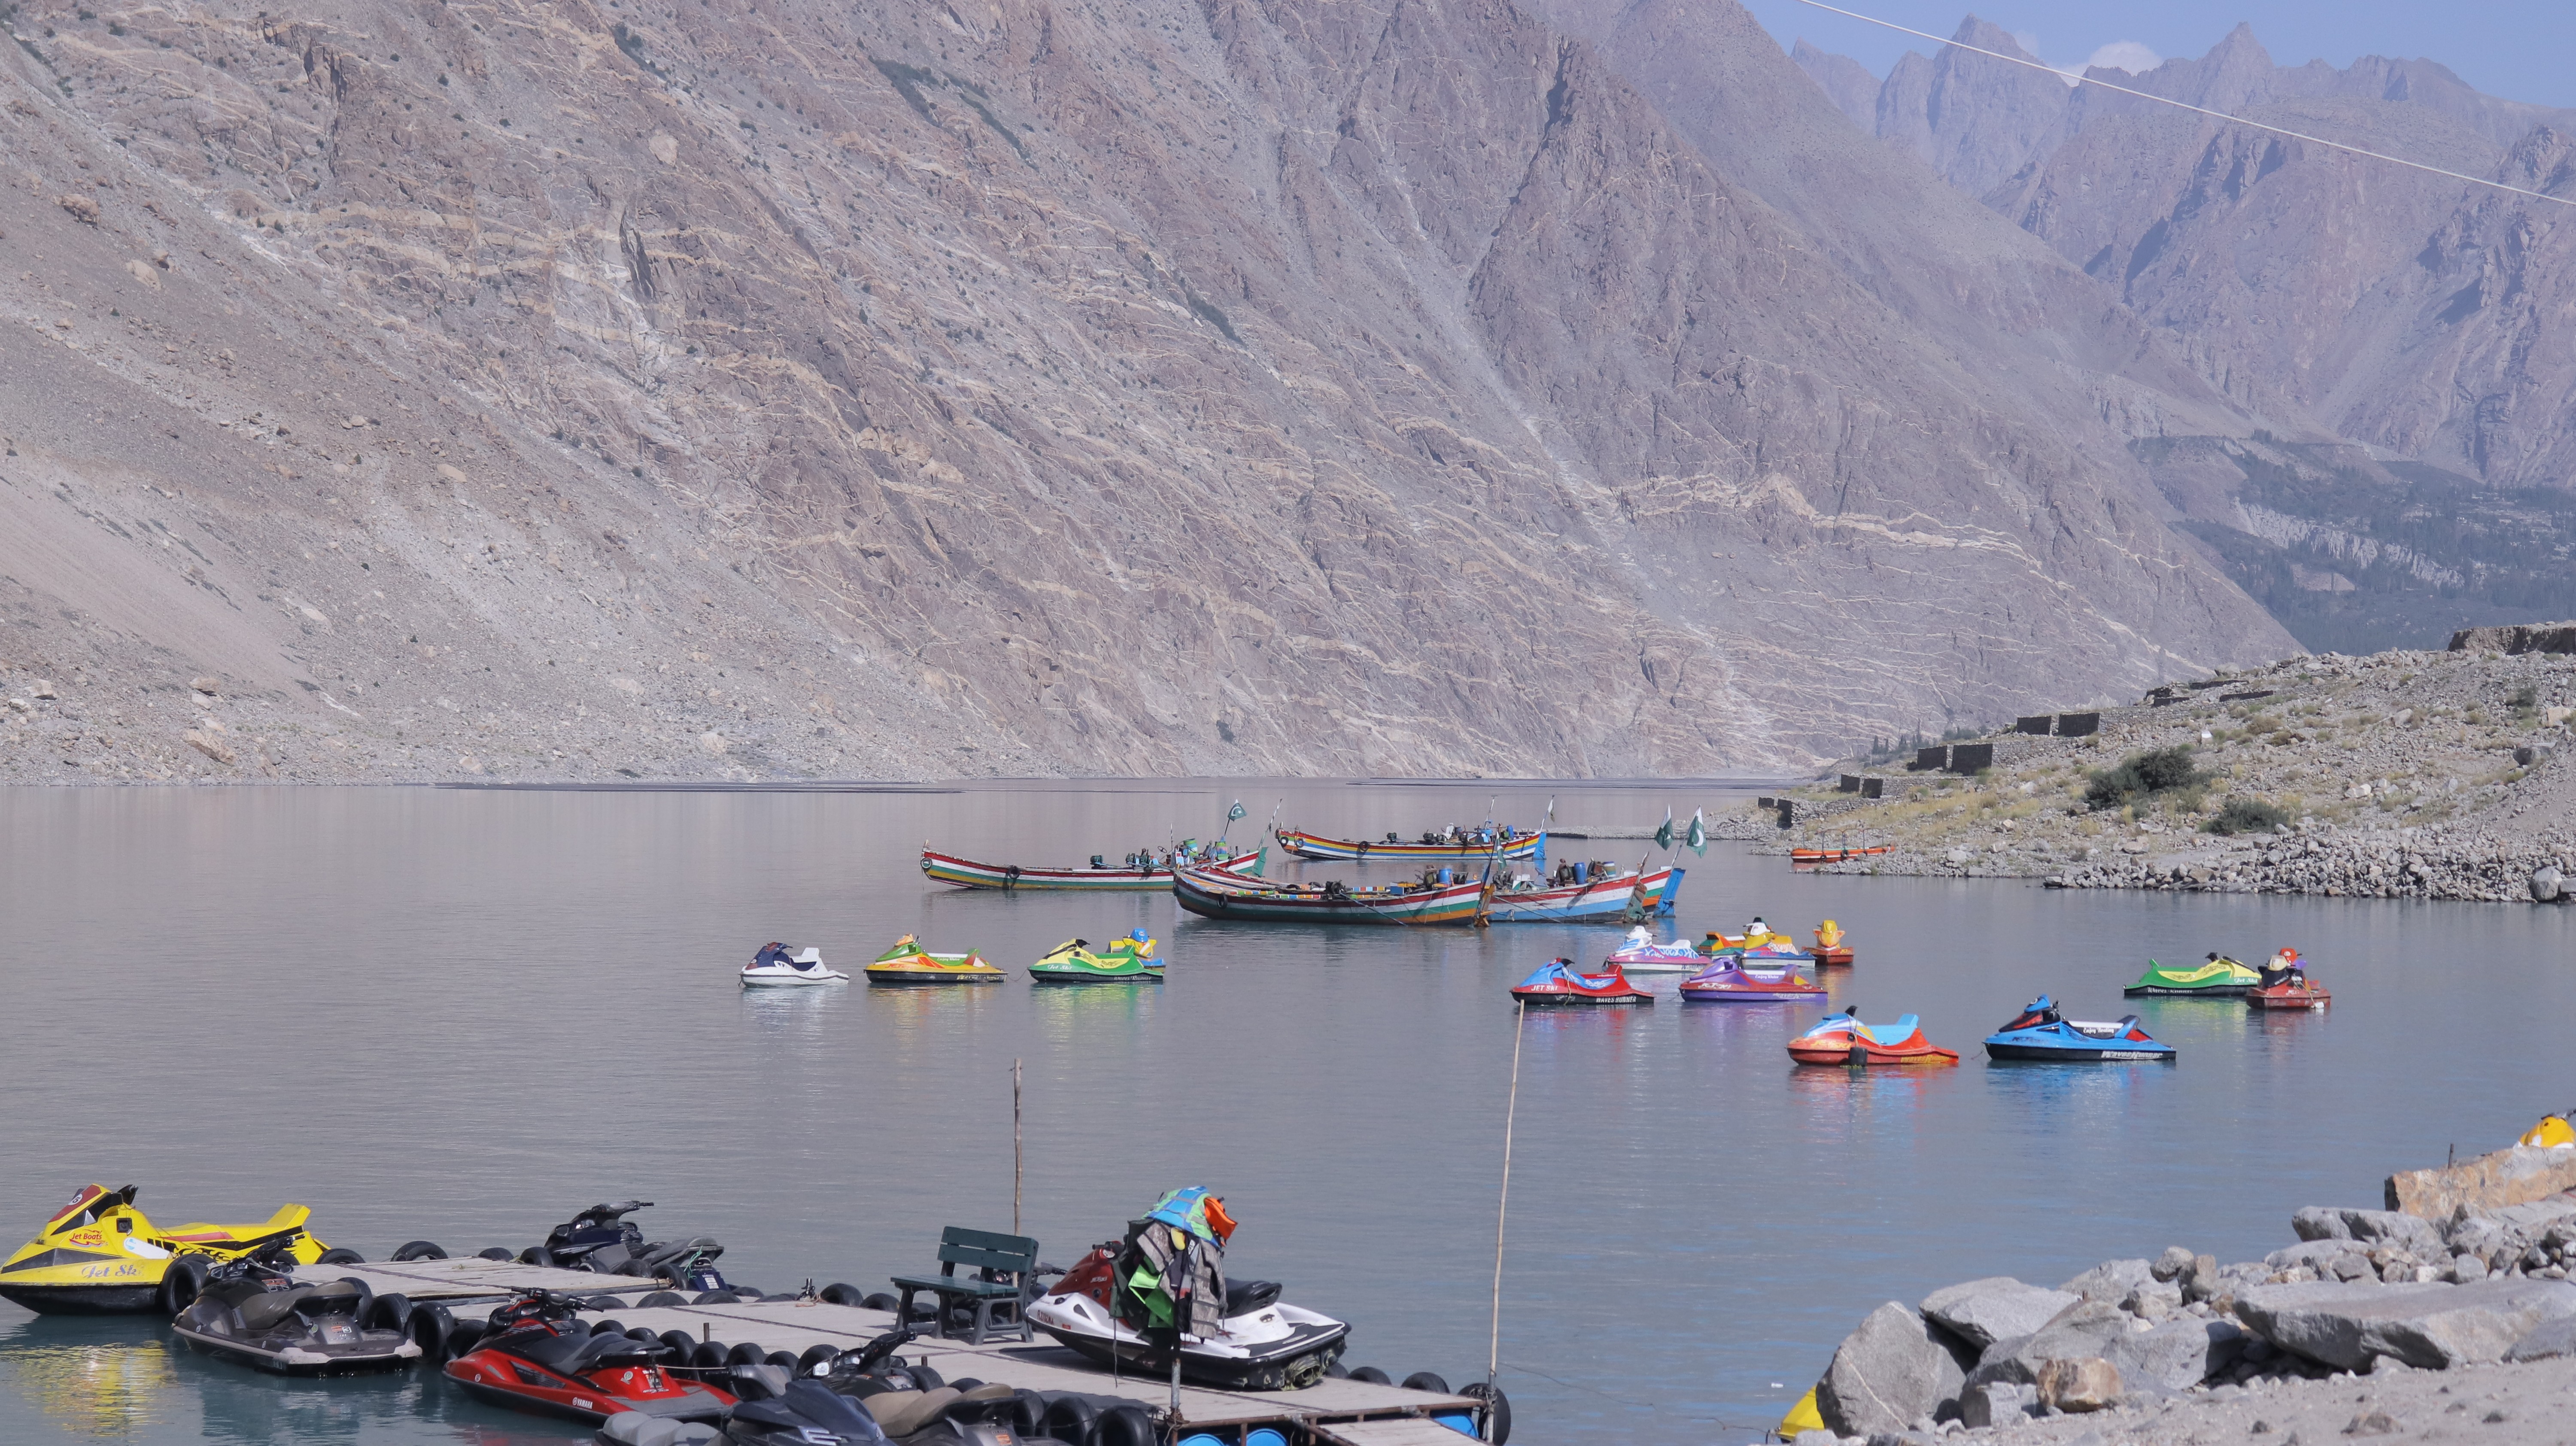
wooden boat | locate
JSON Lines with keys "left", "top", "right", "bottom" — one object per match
{"left": 1811, "top": 919, "right": 1854, "bottom": 967}
{"left": 1483, "top": 866, "right": 1683, "bottom": 923}
{"left": 1172, "top": 866, "right": 1488, "bottom": 925}
{"left": 1276, "top": 828, "right": 1543, "bottom": 862}
{"left": 921, "top": 843, "right": 1263, "bottom": 891}
{"left": 1790, "top": 845, "right": 1890, "bottom": 864}
{"left": 2247, "top": 979, "right": 2330, "bottom": 1010}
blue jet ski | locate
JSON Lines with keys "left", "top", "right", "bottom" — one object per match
{"left": 1983, "top": 995, "right": 2176, "bottom": 1062}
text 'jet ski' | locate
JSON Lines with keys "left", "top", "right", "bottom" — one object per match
{"left": 171, "top": 1249, "right": 433, "bottom": 1374}
{"left": 0, "top": 1183, "right": 345, "bottom": 1315}
{"left": 1983, "top": 995, "right": 2177, "bottom": 1062}
{"left": 1025, "top": 1186, "right": 1348, "bottom": 1391}
{"left": 741, "top": 942, "right": 848, "bottom": 987}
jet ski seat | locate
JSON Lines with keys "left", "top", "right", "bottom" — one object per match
{"left": 1224, "top": 1279, "right": 1281, "bottom": 1316}
{"left": 237, "top": 1288, "right": 318, "bottom": 1333}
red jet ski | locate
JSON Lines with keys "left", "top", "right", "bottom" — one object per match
{"left": 442, "top": 1290, "right": 734, "bottom": 1425}
{"left": 1510, "top": 958, "right": 1653, "bottom": 1006}
{"left": 2246, "top": 947, "right": 2330, "bottom": 1011}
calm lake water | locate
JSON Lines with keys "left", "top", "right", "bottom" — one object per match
{"left": 2, "top": 781, "right": 2570, "bottom": 1444}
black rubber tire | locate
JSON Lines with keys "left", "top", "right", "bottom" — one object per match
{"left": 1323, "top": 1360, "right": 1350, "bottom": 1379}
{"left": 764, "top": 1349, "right": 801, "bottom": 1370}
{"left": 1041, "top": 1396, "right": 1099, "bottom": 1443}
{"left": 911, "top": 1362, "right": 944, "bottom": 1390}
{"left": 637, "top": 1291, "right": 687, "bottom": 1309}
{"left": 477, "top": 1248, "right": 513, "bottom": 1261}
{"left": 361, "top": 1291, "right": 413, "bottom": 1337}
{"left": 816, "top": 1282, "right": 863, "bottom": 1306}
{"left": 693, "top": 1289, "right": 741, "bottom": 1305}
{"left": 729, "top": 1288, "right": 764, "bottom": 1302}
{"left": 583, "top": 1294, "right": 621, "bottom": 1311}
{"left": 628, "top": 1327, "right": 662, "bottom": 1343}
{"left": 392, "top": 1240, "right": 447, "bottom": 1262}
{"left": 798, "top": 1343, "right": 840, "bottom": 1375}
{"left": 519, "top": 1246, "right": 557, "bottom": 1268}
{"left": 949, "top": 1377, "right": 986, "bottom": 1393}
{"left": 692, "top": 1340, "right": 732, "bottom": 1369}
{"left": 590, "top": 1318, "right": 625, "bottom": 1340}
{"left": 157, "top": 1255, "right": 210, "bottom": 1317}
{"left": 1458, "top": 1382, "right": 1511, "bottom": 1444}
{"left": 1346, "top": 1366, "right": 1391, "bottom": 1385}
{"left": 446, "top": 1317, "right": 488, "bottom": 1361}
{"left": 611, "top": 1258, "right": 647, "bottom": 1276}
{"left": 659, "top": 1330, "right": 698, "bottom": 1361}
{"left": 411, "top": 1303, "right": 455, "bottom": 1364}
{"left": 726, "top": 1341, "right": 768, "bottom": 1368}
{"left": 1401, "top": 1371, "right": 1451, "bottom": 1395}
{"left": 860, "top": 1292, "right": 898, "bottom": 1312}
{"left": 1007, "top": 1389, "right": 1049, "bottom": 1439}
{"left": 316, "top": 1247, "right": 366, "bottom": 1265}
{"left": 1090, "top": 1403, "right": 1154, "bottom": 1446}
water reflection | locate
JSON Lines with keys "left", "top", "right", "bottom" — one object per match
{"left": 736, "top": 981, "right": 848, "bottom": 1042}
{"left": 2, "top": 1319, "right": 176, "bottom": 1437}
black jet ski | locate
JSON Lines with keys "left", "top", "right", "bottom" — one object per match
{"left": 526, "top": 1201, "right": 729, "bottom": 1290}
{"left": 170, "top": 1250, "right": 433, "bottom": 1375}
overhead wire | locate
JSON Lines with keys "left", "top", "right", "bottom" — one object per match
{"left": 1793, "top": 0, "right": 2576, "bottom": 209}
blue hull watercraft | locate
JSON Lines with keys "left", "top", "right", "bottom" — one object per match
{"left": 1983, "top": 995, "right": 2175, "bottom": 1062}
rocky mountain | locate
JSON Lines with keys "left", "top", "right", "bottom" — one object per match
{"left": 0, "top": 0, "right": 2298, "bottom": 786}
{"left": 1795, "top": 18, "right": 2576, "bottom": 653}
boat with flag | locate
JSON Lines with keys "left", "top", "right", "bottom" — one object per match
{"left": 921, "top": 841, "right": 1263, "bottom": 890}
{"left": 1274, "top": 827, "right": 1543, "bottom": 862}
{"left": 1172, "top": 866, "right": 1490, "bottom": 924}
{"left": 1483, "top": 864, "right": 1683, "bottom": 922}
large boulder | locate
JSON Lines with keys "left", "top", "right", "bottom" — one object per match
{"left": 1965, "top": 1301, "right": 2142, "bottom": 1390}
{"left": 1919, "top": 1277, "right": 2080, "bottom": 1349}
{"left": 1814, "top": 1302, "right": 1972, "bottom": 1437}
{"left": 2058, "top": 1259, "right": 2154, "bottom": 1303}
{"left": 2035, "top": 1357, "right": 2120, "bottom": 1413}
{"left": 2234, "top": 1279, "right": 2576, "bottom": 1370}
{"left": 2504, "top": 1313, "right": 2576, "bottom": 1362}
{"left": 2387, "top": 1147, "right": 2576, "bottom": 1217}
{"left": 1955, "top": 1380, "right": 2036, "bottom": 1428}
{"left": 2291, "top": 1207, "right": 2446, "bottom": 1259}
{"left": 2102, "top": 1316, "right": 2246, "bottom": 1391}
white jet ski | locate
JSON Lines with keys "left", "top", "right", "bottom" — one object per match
{"left": 738, "top": 942, "right": 846, "bottom": 987}
{"left": 1024, "top": 1279, "right": 1348, "bottom": 1391}
{"left": 1601, "top": 924, "right": 1707, "bottom": 973}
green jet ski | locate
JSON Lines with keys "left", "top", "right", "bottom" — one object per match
{"left": 2124, "top": 953, "right": 2260, "bottom": 997}
{"left": 1029, "top": 930, "right": 1163, "bottom": 984}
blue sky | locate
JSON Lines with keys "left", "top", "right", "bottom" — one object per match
{"left": 1747, "top": 0, "right": 2576, "bottom": 111}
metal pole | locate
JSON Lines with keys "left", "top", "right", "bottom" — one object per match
{"left": 1485, "top": 1000, "right": 1526, "bottom": 1442}
{"left": 1013, "top": 1059, "right": 1023, "bottom": 1236}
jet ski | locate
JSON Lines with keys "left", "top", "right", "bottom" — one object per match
{"left": 170, "top": 1249, "right": 427, "bottom": 1374}
{"left": 0, "top": 1184, "right": 341, "bottom": 1315}
{"left": 2124, "top": 953, "right": 2259, "bottom": 996}
{"left": 1786, "top": 1010, "right": 1958, "bottom": 1065}
{"left": 2246, "top": 948, "right": 2330, "bottom": 1010}
{"left": 1810, "top": 919, "right": 1854, "bottom": 967}
{"left": 445, "top": 1289, "right": 734, "bottom": 1425}
{"left": 1027, "top": 932, "right": 1162, "bottom": 984}
{"left": 1509, "top": 958, "right": 1652, "bottom": 1006}
{"left": 1983, "top": 995, "right": 2177, "bottom": 1061}
{"left": 1677, "top": 956, "right": 1827, "bottom": 1002}
{"left": 1025, "top": 1187, "right": 1347, "bottom": 1391}
{"left": 741, "top": 942, "right": 848, "bottom": 987}
{"left": 526, "top": 1202, "right": 729, "bottom": 1289}
{"left": 1602, "top": 926, "right": 1708, "bottom": 973}
{"left": 863, "top": 936, "right": 1004, "bottom": 986}
{"left": 691, "top": 1353, "right": 1068, "bottom": 1446}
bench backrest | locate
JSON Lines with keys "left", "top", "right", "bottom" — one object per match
{"left": 937, "top": 1226, "right": 1039, "bottom": 1276}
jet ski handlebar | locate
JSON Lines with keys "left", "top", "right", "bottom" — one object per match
{"left": 831, "top": 1326, "right": 919, "bottom": 1376}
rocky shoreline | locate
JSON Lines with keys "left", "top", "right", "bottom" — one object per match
{"left": 1772, "top": 638, "right": 2576, "bottom": 904}
{"left": 1793, "top": 1149, "right": 2576, "bottom": 1446}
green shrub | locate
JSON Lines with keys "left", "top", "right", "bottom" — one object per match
{"left": 2084, "top": 745, "right": 2203, "bottom": 811}
{"left": 2204, "top": 798, "right": 2291, "bottom": 835}
{"left": 2511, "top": 681, "right": 2540, "bottom": 712}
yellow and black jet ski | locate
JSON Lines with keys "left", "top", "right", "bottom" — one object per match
{"left": 0, "top": 1184, "right": 340, "bottom": 1315}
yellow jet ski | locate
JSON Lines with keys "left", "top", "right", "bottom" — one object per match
{"left": 1029, "top": 930, "right": 1163, "bottom": 984}
{"left": 0, "top": 1184, "right": 341, "bottom": 1315}
{"left": 863, "top": 934, "right": 1005, "bottom": 985}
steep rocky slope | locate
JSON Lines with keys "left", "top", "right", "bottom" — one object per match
{"left": 0, "top": 0, "right": 2293, "bottom": 784}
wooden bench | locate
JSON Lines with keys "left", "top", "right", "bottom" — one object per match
{"left": 889, "top": 1226, "right": 1039, "bottom": 1344}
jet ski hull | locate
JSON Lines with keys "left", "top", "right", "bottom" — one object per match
{"left": 739, "top": 967, "right": 848, "bottom": 987}
{"left": 171, "top": 1319, "right": 422, "bottom": 1375}
{"left": 0, "top": 1185, "right": 333, "bottom": 1315}
{"left": 2248, "top": 983, "right": 2330, "bottom": 1010}
{"left": 1983, "top": 1015, "right": 2176, "bottom": 1061}
{"left": 1024, "top": 1292, "right": 1347, "bottom": 1391}
{"left": 0, "top": 1282, "right": 160, "bottom": 1314}
{"left": 445, "top": 1351, "right": 732, "bottom": 1425}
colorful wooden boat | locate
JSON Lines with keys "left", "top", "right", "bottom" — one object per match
{"left": 1028, "top": 932, "right": 1163, "bottom": 984}
{"left": 1786, "top": 1011, "right": 1958, "bottom": 1066}
{"left": 1483, "top": 866, "right": 1683, "bottom": 923}
{"left": 1790, "top": 845, "right": 1889, "bottom": 864}
{"left": 2248, "top": 979, "right": 2330, "bottom": 1010}
{"left": 1509, "top": 959, "right": 1652, "bottom": 1006}
{"left": 1678, "top": 956, "right": 1828, "bottom": 1002}
{"left": 2124, "top": 954, "right": 2259, "bottom": 997}
{"left": 921, "top": 843, "right": 1263, "bottom": 891}
{"left": 1276, "top": 828, "right": 1543, "bottom": 862}
{"left": 863, "top": 936, "right": 1004, "bottom": 985}
{"left": 1172, "top": 866, "right": 1488, "bottom": 925}
{"left": 1811, "top": 919, "right": 1854, "bottom": 967}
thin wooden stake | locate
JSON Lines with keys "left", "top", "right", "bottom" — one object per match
{"left": 1485, "top": 1000, "right": 1526, "bottom": 1441}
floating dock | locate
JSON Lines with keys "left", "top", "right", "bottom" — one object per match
{"left": 295, "top": 1258, "right": 1479, "bottom": 1440}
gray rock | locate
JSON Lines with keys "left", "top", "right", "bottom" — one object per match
{"left": 2121, "top": 1279, "right": 2184, "bottom": 1320}
{"left": 2151, "top": 1246, "right": 2196, "bottom": 1282}
{"left": 1816, "top": 1302, "right": 1971, "bottom": 1438}
{"left": 2503, "top": 1312, "right": 2576, "bottom": 1362}
{"left": 2102, "top": 1317, "right": 2246, "bottom": 1391}
{"left": 2234, "top": 1278, "right": 2576, "bottom": 1370}
{"left": 2446, "top": 1254, "right": 2488, "bottom": 1283}
{"left": 2290, "top": 1208, "right": 2445, "bottom": 1260}
{"left": 1953, "top": 1380, "right": 2036, "bottom": 1429}
{"left": 1920, "top": 1277, "right": 2081, "bottom": 1349}
{"left": 1966, "top": 1301, "right": 2142, "bottom": 1390}
{"left": 2058, "top": 1259, "right": 2154, "bottom": 1303}
{"left": 2533, "top": 866, "right": 2565, "bottom": 903}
